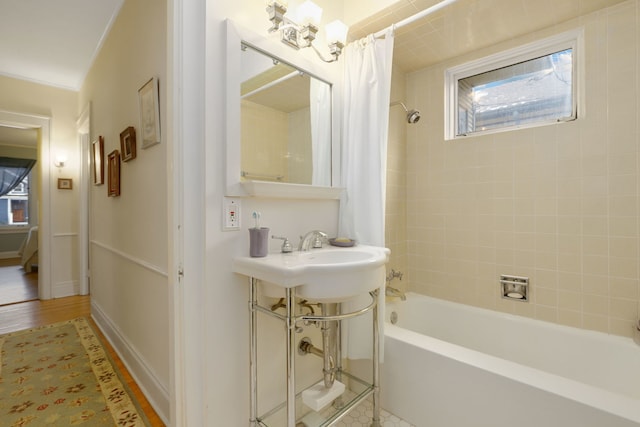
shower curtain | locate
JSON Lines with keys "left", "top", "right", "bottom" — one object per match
{"left": 339, "top": 28, "right": 394, "bottom": 360}
{"left": 310, "top": 78, "right": 332, "bottom": 186}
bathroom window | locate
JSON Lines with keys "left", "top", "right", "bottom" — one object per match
{"left": 445, "top": 30, "right": 581, "bottom": 139}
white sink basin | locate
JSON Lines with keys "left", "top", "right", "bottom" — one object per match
{"left": 233, "top": 245, "right": 390, "bottom": 302}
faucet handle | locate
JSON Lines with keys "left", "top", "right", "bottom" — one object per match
{"left": 272, "top": 235, "right": 293, "bottom": 253}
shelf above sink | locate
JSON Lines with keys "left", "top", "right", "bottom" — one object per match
{"left": 233, "top": 245, "right": 390, "bottom": 302}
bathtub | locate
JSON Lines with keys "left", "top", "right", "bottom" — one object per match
{"left": 381, "top": 293, "right": 640, "bottom": 427}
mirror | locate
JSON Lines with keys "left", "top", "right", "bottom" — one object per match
{"left": 240, "top": 44, "right": 332, "bottom": 187}
{"left": 226, "top": 20, "right": 342, "bottom": 199}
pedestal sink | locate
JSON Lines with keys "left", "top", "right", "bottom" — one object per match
{"left": 233, "top": 244, "right": 390, "bottom": 302}
{"left": 235, "top": 243, "right": 390, "bottom": 427}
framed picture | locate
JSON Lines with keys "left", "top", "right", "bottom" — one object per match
{"left": 120, "top": 126, "right": 137, "bottom": 162}
{"left": 92, "top": 136, "right": 104, "bottom": 185}
{"left": 57, "top": 178, "right": 73, "bottom": 190}
{"left": 107, "top": 150, "right": 121, "bottom": 197}
{"left": 138, "top": 77, "right": 160, "bottom": 148}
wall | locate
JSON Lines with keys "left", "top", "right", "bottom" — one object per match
{"left": 386, "top": 68, "right": 408, "bottom": 290}
{"left": 78, "top": 0, "right": 169, "bottom": 421}
{"left": 0, "top": 75, "right": 79, "bottom": 295}
{"left": 405, "top": 1, "right": 640, "bottom": 338}
{"left": 202, "top": 1, "right": 358, "bottom": 425}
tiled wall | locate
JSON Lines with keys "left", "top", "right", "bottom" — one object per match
{"left": 385, "top": 69, "right": 409, "bottom": 291}
{"left": 403, "top": 1, "right": 640, "bottom": 337}
{"left": 241, "top": 100, "right": 289, "bottom": 181}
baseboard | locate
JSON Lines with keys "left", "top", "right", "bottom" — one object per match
{"left": 52, "top": 280, "right": 79, "bottom": 298}
{"left": 91, "top": 301, "right": 170, "bottom": 424}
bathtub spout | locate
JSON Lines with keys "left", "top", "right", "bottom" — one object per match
{"left": 386, "top": 286, "right": 406, "bottom": 301}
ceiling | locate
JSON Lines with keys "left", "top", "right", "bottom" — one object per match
{"left": 0, "top": 0, "right": 627, "bottom": 147}
{"left": 0, "top": 0, "right": 122, "bottom": 148}
{"left": 0, "top": 0, "right": 123, "bottom": 91}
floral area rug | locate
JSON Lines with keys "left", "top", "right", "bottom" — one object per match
{"left": 0, "top": 318, "right": 150, "bottom": 426}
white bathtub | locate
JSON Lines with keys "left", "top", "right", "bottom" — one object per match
{"left": 381, "top": 293, "right": 640, "bottom": 427}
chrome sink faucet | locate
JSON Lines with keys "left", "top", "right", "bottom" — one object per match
{"left": 298, "top": 230, "right": 328, "bottom": 251}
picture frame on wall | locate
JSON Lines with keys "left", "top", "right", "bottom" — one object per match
{"left": 107, "top": 150, "right": 121, "bottom": 197}
{"left": 138, "top": 77, "right": 161, "bottom": 148}
{"left": 119, "top": 126, "right": 137, "bottom": 162}
{"left": 57, "top": 178, "right": 73, "bottom": 190}
{"left": 92, "top": 136, "right": 104, "bottom": 185}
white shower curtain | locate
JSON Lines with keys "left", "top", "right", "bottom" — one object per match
{"left": 310, "top": 78, "right": 332, "bottom": 186}
{"left": 339, "top": 28, "right": 394, "bottom": 360}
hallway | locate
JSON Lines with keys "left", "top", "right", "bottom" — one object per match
{"left": 0, "top": 295, "right": 165, "bottom": 426}
{"left": 0, "top": 257, "right": 37, "bottom": 306}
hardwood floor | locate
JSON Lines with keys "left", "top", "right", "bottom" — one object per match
{"left": 0, "top": 295, "right": 166, "bottom": 426}
{"left": 0, "top": 257, "right": 38, "bottom": 306}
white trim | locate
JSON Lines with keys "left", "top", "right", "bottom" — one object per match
{"left": 225, "top": 20, "right": 342, "bottom": 198}
{"left": 90, "top": 240, "right": 168, "bottom": 277}
{"left": 77, "top": 103, "right": 91, "bottom": 296}
{"left": 52, "top": 280, "right": 79, "bottom": 298}
{"left": 445, "top": 28, "right": 584, "bottom": 140}
{"left": 53, "top": 232, "right": 78, "bottom": 238}
{"left": 91, "top": 301, "right": 170, "bottom": 425}
{"left": 241, "top": 181, "right": 344, "bottom": 199}
{"left": 169, "top": 0, "right": 206, "bottom": 425}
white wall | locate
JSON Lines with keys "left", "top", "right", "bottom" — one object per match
{"left": 78, "top": 0, "right": 169, "bottom": 421}
{"left": 200, "top": 1, "right": 354, "bottom": 425}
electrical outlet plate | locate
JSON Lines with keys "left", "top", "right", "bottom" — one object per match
{"left": 223, "top": 197, "right": 241, "bottom": 231}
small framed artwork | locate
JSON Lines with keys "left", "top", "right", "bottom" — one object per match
{"left": 107, "top": 150, "right": 121, "bottom": 197}
{"left": 120, "top": 126, "right": 137, "bottom": 162}
{"left": 92, "top": 136, "right": 104, "bottom": 185}
{"left": 138, "top": 77, "right": 161, "bottom": 149}
{"left": 57, "top": 178, "right": 73, "bottom": 190}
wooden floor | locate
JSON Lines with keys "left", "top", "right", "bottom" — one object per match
{"left": 0, "top": 295, "right": 165, "bottom": 426}
{"left": 0, "top": 257, "right": 38, "bottom": 306}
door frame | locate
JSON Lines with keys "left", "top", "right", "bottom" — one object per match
{"left": 0, "top": 110, "right": 52, "bottom": 299}
{"left": 77, "top": 104, "right": 90, "bottom": 295}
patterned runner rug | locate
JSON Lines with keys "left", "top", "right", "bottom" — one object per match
{"left": 0, "top": 318, "right": 150, "bottom": 426}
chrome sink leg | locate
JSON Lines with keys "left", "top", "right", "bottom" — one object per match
{"left": 371, "top": 289, "right": 381, "bottom": 427}
{"left": 249, "top": 278, "right": 258, "bottom": 427}
{"left": 320, "top": 303, "right": 338, "bottom": 388}
{"left": 286, "top": 287, "right": 297, "bottom": 427}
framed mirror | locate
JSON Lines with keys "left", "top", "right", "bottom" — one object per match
{"left": 225, "top": 20, "right": 342, "bottom": 199}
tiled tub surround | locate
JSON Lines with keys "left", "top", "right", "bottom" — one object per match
{"left": 382, "top": 293, "right": 640, "bottom": 426}
{"left": 403, "top": 0, "right": 640, "bottom": 338}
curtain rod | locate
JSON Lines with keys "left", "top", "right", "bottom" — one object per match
{"left": 373, "top": 0, "right": 459, "bottom": 38}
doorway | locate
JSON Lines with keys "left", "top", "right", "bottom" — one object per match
{"left": 0, "top": 122, "right": 39, "bottom": 305}
{"left": 0, "top": 110, "right": 52, "bottom": 301}
{"left": 0, "top": 257, "right": 38, "bottom": 305}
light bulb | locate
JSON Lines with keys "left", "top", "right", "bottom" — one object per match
{"left": 325, "top": 20, "right": 348, "bottom": 45}
{"left": 297, "top": 0, "right": 322, "bottom": 26}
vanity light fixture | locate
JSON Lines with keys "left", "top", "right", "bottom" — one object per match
{"left": 265, "top": 0, "right": 348, "bottom": 62}
{"left": 266, "top": 0, "right": 288, "bottom": 32}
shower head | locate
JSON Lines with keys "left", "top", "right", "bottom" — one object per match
{"left": 407, "top": 109, "right": 421, "bottom": 124}
{"left": 390, "top": 101, "right": 421, "bottom": 124}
